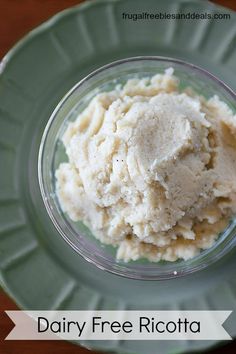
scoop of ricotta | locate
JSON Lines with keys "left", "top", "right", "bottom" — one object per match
{"left": 56, "top": 70, "right": 236, "bottom": 262}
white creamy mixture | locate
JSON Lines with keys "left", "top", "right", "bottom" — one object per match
{"left": 56, "top": 69, "right": 236, "bottom": 262}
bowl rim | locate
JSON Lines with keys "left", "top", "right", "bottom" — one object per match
{"left": 38, "top": 55, "right": 236, "bottom": 281}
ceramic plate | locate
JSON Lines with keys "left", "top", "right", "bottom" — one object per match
{"left": 0, "top": 0, "right": 236, "bottom": 353}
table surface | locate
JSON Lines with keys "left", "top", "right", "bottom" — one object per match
{"left": 0, "top": 1, "right": 236, "bottom": 353}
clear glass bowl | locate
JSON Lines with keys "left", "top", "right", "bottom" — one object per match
{"left": 38, "top": 56, "right": 236, "bottom": 280}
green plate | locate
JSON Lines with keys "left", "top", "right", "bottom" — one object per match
{"left": 0, "top": 0, "right": 236, "bottom": 353}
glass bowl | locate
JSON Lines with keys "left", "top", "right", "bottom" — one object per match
{"left": 38, "top": 56, "right": 236, "bottom": 280}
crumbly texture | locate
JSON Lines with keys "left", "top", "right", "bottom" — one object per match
{"left": 55, "top": 69, "right": 236, "bottom": 262}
